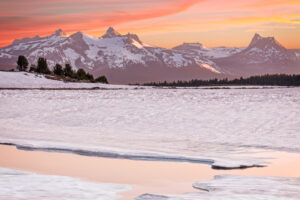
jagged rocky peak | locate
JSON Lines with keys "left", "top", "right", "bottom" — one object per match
{"left": 54, "top": 29, "right": 67, "bottom": 37}
{"left": 126, "top": 33, "right": 142, "bottom": 44}
{"left": 249, "top": 33, "right": 284, "bottom": 49}
{"left": 102, "top": 27, "right": 121, "bottom": 38}
{"left": 251, "top": 33, "right": 263, "bottom": 43}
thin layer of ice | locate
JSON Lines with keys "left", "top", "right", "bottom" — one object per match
{"left": 0, "top": 168, "right": 131, "bottom": 200}
{"left": 136, "top": 175, "right": 300, "bottom": 200}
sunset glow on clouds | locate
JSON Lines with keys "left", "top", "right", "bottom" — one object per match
{"left": 0, "top": 0, "right": 299, "bottom": 48}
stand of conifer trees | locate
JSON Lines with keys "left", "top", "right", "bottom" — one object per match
{"left": 144, "top": 74, "right": 300, "bottom": 87}
{"left": 16, "top": 55, "right": 108, "bottom": 84}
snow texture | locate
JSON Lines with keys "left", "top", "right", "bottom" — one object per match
{"left": 0, "top": 72, "right": 142, "bottom": 89}
{"left": 0, "top": 168, "right": 131, "bottom": 200}
{"left": 173, "top": 43, "right": 245, "bottom": 59}
{"left": 0, "top": 74, "right": 299, "bottom": 168}
{"left": 136, "top": 175, "right": 300, "bottom": 200}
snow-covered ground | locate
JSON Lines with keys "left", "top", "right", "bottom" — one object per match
{"left": 0, "top": 71, "right": 281, "bottom": 90}
{"left": 0, "top": 72, "right": 142, "bottom": 89}
{"left": 0, "top": 168, "right": 130, "bottom": 200}
{"left": 136, "top": 175, "right": 300, "bottom": 200}
{"left": 0, "top": 82, "right": 299, "bottom": 168}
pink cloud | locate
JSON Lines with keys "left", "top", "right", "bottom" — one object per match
{"left": 0, "top": 0, "right": 204, "bottom": 46}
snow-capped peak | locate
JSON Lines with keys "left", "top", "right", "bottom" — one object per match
{"left": 101, "top": 27, "right": 121, "bottom": 38}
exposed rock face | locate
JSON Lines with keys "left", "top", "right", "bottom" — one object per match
{"left": 101, "top": 27, "right": 122, "bottom": 38}
{"left": 0, "top": 29, "right": 299, "bottom": 83}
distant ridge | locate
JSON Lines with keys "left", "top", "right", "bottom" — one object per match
{"left": 0, "top": 28, "right": 299, "bottom": 83}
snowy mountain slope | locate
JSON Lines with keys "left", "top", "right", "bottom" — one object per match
{"left": 0, "top": 27, "right": 224, "bottom": 84}
{"left": 171, "top": 43, "right": 246, "bottom": 74}
{"left": 0, "top": 28, "right": 157, "bottom": 70}
{"left": 0, "top": 29, "right": 299, "bottom": 83}
{"left": 291, "top": 49, "right": 300, "bottom": 58}
{"left": 173, "top": 43, "right": 244, "bottom": 59}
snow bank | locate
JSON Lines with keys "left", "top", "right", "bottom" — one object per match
{"left": 0, "top": 168, "right": 131, "bottom": 200}
{"left": 0, "top": 71, "right": 140, "bottom": 89}
{"left": 136, "top": 175, "right": 300, "bottom": 200}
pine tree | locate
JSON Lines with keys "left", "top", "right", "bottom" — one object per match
{"left": 95, "top": 76, "right": 108, "bottom": 84}
{"left": 86, "top": 73, "right": 94, "bottom": 81}
{"left": 76, "top": 68, "right": 87, "bottom": 80}
{"left": 36, "top": 57, "right": 51, "bottom": 74}
{"left": 17, "top": 55, "right": 29, "bottom": 71}
{"left": 64, "top": 64, "right": 75, "bottom": 78}
{"left": 53, "top": 64, "right": 64, "bottom": 76}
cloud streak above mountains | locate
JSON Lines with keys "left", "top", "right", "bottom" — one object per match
{"left": 0, "top": 0, "right": 299, "bottom": 48}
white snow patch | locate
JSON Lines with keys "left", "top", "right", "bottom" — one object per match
{"left": 162, "top": 52, "right": 191, "bottom": 67}
{"left": 63, "top": 48, "right": 80, "bottom": 69}
{"left": 0, "top": 168, "right": 131, "bottom": 200}
{"left": 204, "top": 47, "right": 245, "bottom": 58}
{"left": 0, "top": 72, "right": 140, "bottom": 89}
{"left": 131, "top": 39, "right": 144, "bottom": 49}
{"left": 0, "top": 52, "right": 13, "bottom": 59}
{"left": 201, "top": 63, "right": 220, "bottom": 73}
{"left": 136, "top": 175, "right": 300, "bottom": 200}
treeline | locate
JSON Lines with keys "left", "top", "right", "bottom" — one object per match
{"left": 143, "top": 74, "right": 300, "bottom": 87}
{"left": 16, "top": 55, "right": 108, "bottom": 84}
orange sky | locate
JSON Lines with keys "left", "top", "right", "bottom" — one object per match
{"left": 0, "top": 0, "right": 299, "bottom": 48}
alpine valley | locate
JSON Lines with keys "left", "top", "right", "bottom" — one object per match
{"left": 0, "top": 27, "right": 299, "bottom": 84}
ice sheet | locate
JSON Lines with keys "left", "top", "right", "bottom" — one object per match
{"left": 0, "top": 168, "right": 131, "bottom": 200}
{"left": 136, "top": 175, "right": 300, "bottom": 200}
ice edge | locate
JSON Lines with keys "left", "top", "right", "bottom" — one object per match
{"left": 0, "top": 142, "right": 265, "bottom": 170}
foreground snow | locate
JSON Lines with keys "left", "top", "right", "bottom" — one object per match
{"left": 136, "top": 175, "right": 300, "bottom": 200}
{"left": 0, "top": 72, "right": 141, "bottom": 89}
{"left": 0, "top": 86, "right": 299, "bottom": 168}
{"left": 0, "top": 71, "right": 281, "bottom": 90}
{"left": 0, "top": 168, "right": 130, "bottom": 200}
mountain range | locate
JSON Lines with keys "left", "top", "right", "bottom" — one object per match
{"left": 0, "top": 27, "right": 299, "bottom": 83}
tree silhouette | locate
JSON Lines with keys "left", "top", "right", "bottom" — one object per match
{"left": 64, "top": 64, "right": 75, "bottom": 78}
{"left": 17, "top": 55, "right": 28, "bottom": 71}
{"left": 36, "top": 57, "right": 51, "bottom": 74}
{"left": 53, "top": 64, "right": 64, "bottom": 76}
{"left": 76, "top": 68, "right": 87, "bottom": 80}
{"left": 95, "top": 76, "right": 108, "bottom": 84}
{"left": 143, "top": 74, "right": 300, "bottom": 87}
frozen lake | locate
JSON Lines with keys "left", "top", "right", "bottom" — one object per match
{"left": 0, "top": 87, "right": 300, "bottom": 168}
{"left": 1, "top": 145, "right": 300, "bottom": 200}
